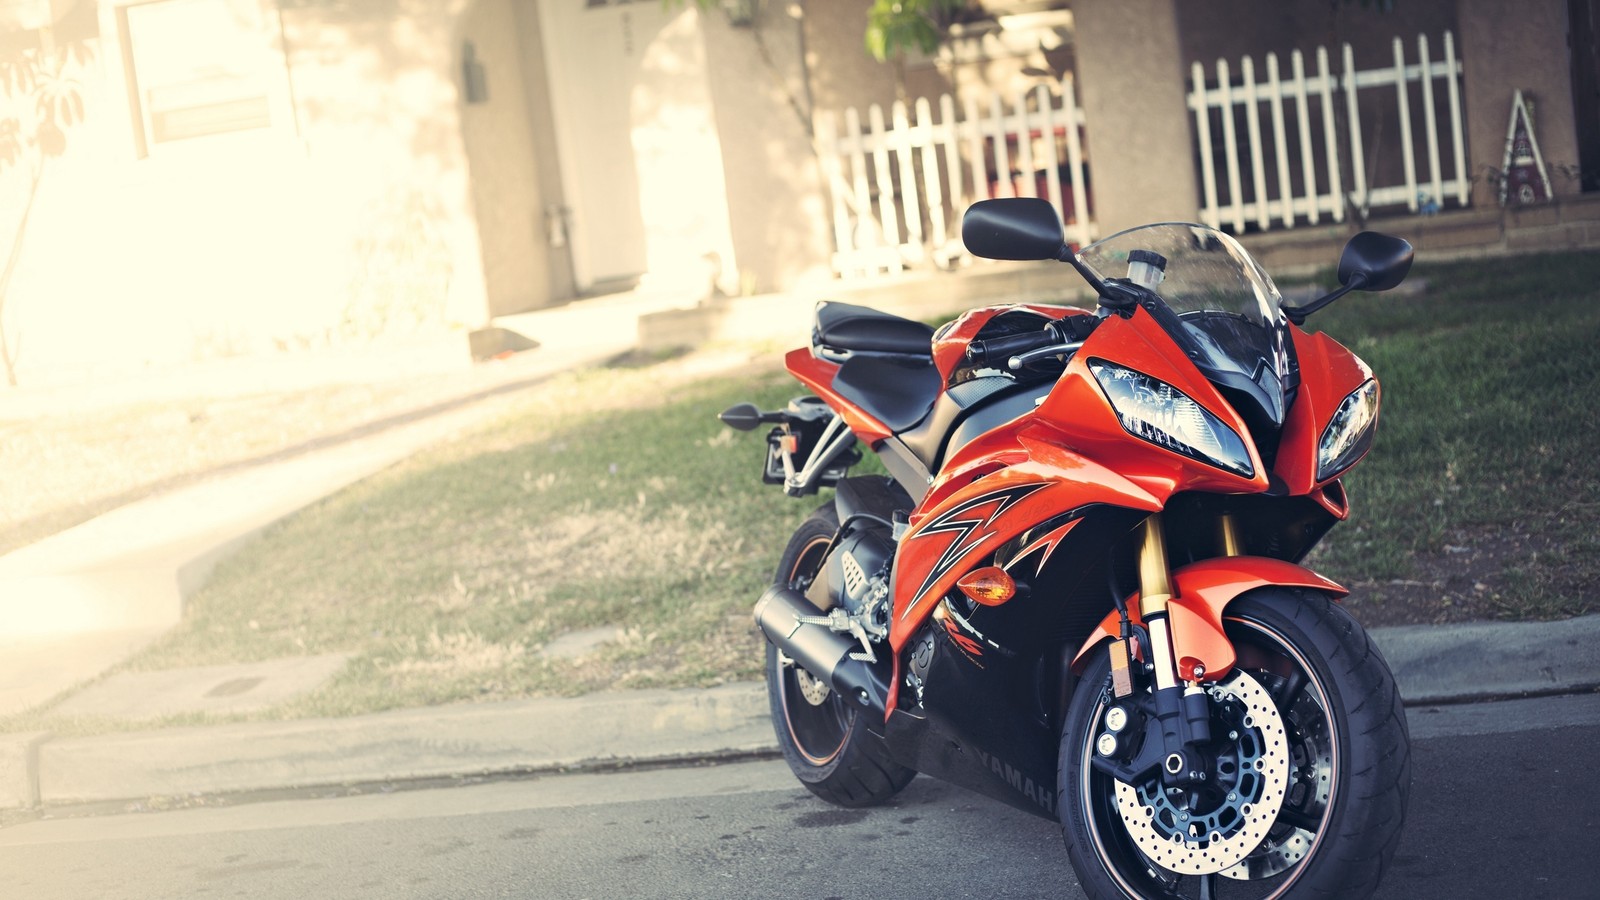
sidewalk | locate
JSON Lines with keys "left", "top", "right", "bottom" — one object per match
{"left": 1, "top": 288, "right": 1597, "bottom": 813}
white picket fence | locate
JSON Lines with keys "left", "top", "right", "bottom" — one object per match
{"left": 1190, "top": 31, "right": 1468, "bottom": 232}
{"left": 816, "top": 76, "right": 1095, "bottom": 279}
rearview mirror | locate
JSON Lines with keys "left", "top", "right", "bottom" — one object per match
{"left": 1284, "top": 231, "right": 1414, "bottom": 325}
{"left": 962, "top": 198, "right": 1069, "bottom": 261}
{"left": 1338, "top": 232, "right": 1414, "bottom": 292}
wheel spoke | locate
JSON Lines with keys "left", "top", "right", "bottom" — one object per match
{"left": 1198, "top": 872, "right": 1219, "bottom": 900}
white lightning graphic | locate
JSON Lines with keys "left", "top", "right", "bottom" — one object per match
{"left": 900, "top": 483, "right": 1048, "bottom": 618}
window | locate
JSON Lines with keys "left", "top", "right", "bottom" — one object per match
{"left": 113, "top": 0, "right": 292, "bottom": 156}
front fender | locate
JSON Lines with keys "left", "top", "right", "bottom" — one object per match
{"left": 1070, "top": 557, "right": 1347, "bottom": 681}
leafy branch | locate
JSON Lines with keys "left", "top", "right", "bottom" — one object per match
{"left": 864, "top": 0, "right": 965, "bottom": 63}
{"left": 0, "top": 30, "right": 93, "bottom": 386}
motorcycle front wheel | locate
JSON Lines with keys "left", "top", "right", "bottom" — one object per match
{"left": 766, "top": 504, "right": 915, "bottom": 807}
{"left": 1059, "top": 589, "right": 1411, "bottom": 899}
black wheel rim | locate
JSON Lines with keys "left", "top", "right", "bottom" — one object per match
{"left": 1077, "top": 615, "right": 1342, "bottom": 899}
{"left": 776, "top": 534, "right": 853, "bottom": 766}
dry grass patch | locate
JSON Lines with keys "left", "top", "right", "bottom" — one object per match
{"left": 25, "top": 351, "right": 814, "bottom": 728}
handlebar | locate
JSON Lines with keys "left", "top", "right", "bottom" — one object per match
{"left": 965, "top": 324, "right": 1066, "bottom": 368}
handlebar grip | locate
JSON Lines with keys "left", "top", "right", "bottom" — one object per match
{"left": 965, "top": 326, "right": 1061, "bottom": 368}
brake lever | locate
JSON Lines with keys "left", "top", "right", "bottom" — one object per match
{"left": 1008, "top": 341, "right": 1084, "bottom": 371}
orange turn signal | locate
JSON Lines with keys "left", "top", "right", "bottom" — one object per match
{"left": 956, "top": 566, "right": 1016, "bottom": 606}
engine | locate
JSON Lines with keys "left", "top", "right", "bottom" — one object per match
{"left": 818, "top": 523, "right": 894, "bottom": 646}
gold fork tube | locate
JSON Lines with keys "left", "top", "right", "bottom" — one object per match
{"left": 1137, "top": 515, "right": 1173, "bottom": 619}
{"left": 1136, "top": 515, "right": 1182, "bottom": 692}
{"left": 1219, "top": 513, "right": 1243, "bottom": 558}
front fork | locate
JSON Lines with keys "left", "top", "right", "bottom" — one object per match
{"left": 1139, "top": 512, "right": 1241, "bottom": 685}
{"left": 1097, "top": 513, "right": 1240, "bottom": 786}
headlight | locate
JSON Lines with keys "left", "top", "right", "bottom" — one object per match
{"left": 1089, "top": 360, "right": 1255, "bottom": 477}
{"left": 1317, "top": 379, "right": 1380, "bottom": 481}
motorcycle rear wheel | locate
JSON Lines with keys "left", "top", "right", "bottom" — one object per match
{"left": 1059, "top": 589, "right": 1411, "bottom": 899}
{"left": 766, "top": 505, "right": 915, "bottom": 807}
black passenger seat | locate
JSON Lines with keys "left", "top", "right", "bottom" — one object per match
{"left": 813, "top": 301, "right": 934, "bottom": 358}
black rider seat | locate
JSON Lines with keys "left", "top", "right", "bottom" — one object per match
{"left": 813, "top": 301, "right": 934, "bottom": 358}
{"left": 831, "top": 355, "right": 942, "bottom": 434}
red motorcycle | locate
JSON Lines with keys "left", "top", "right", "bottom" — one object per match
{"left": 722, "top": 198, "right": 1412, "bottom": 898}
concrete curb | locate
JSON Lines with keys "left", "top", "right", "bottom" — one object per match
{"left": 1374, "top": 615, "right": 1600, "bottom": 704}
{"left": 5, "top": 615, "right": 1598, "bottom": 810}
{"left": 28, "top": 684, "right": 772, "bottom": 807}
{"left": 0, "top": 732, "right": 45, "bottom": 809}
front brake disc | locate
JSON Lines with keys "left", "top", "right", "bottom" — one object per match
{"left": 1112, "top": 669, "right": 1291, "bottom": 875}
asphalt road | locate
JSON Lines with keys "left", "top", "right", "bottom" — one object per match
{"left": 1, "top": 693, "right": 1596, "bottom": 900}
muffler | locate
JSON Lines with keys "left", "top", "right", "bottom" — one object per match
{"left": 754, "top": 585, "right": 889, "bottom": 714}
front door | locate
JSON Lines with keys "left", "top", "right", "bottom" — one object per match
{"left": 536, "top": 0, "right": 654, "bottom": 293}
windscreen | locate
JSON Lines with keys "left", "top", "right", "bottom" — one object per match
{"left": 1077, "top": 223, "right": 1292, "bottom": 428}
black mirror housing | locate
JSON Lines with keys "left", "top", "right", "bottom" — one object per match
{"left": 962, "top": 198, "right": 1069, "bottom": 261}
{"left": 1338, "top": 232, "right": 1414, "bottom": 292}
{"left": 1285, "top": 231, "right": 1414, "bottom": 325}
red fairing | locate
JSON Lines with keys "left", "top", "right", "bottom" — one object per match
{"left": 784, "top": 347, "right": 894, "bottom": 445}
{"left": 1070, "top": 556, "right": 1349, "bottom": 680}
{"left": 888, "top": 439, "right": 1161, "bottom": 650}
{"left": 1034, "top": 306, "right": 1270, "bottom": 499}
{"left": 889, "top": 304, "right": 1274, "bottom": 652}
{"left": 1275, "top": 325, "right": 1378, "bottom": 498}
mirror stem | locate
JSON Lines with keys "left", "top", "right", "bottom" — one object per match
{"left": 1058, "top": 243, "right": 1108, "bottom": 295}
{"left": 1285, "top": 272, "right": 1367, "bottom": 326}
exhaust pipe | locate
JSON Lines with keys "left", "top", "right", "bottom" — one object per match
{"left": 754, "top": 585, "right": 889, "bottom": 714}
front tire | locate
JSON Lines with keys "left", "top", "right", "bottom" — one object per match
{"left": 1059, "top": 589, "right": 1411, "bottom": 899}
{"left": 766, "top": 505, "right": 915, "bottom": 807}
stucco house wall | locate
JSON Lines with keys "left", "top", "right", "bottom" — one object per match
{"left": 1, "top": 0, "right": 1591, "bottom": 387}
{"left": 1, "top": 0, "right": 490, "bottom": 385}
{"left": 275, "top": 0, "right": 486, "bottom": 336}
{"left": 460, "top": 0, "right": 549, "bottom": 318}
{"left": 1458, "top": 0, "right": 1585, "bottom": 204}
{"left": 701, "top": 6, "right": 834, "bottom": 294}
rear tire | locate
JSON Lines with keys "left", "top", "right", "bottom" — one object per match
{"left": 1059, "top": 589, "right": 1411, "bottom": 899}
{"left": 766, "top": 504, "right": 915, "bottom": 807}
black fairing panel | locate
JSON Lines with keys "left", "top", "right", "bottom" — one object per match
{"left": 833, "top": 475, "right": 916, "bottom": 523}
{"left": 880, "top": 505, "right": 1156, "bottom": 819}
{"left": 897, "top": 375, "right": 1009, "bottom": 469}
{"left": 939, "top": 381, "right": 1056, "bottom": 466}
{"left": 885, "top": 625, "right": 1061, "bottom": 820}
{"left": 1161, "top": 492, "right": 1339, "bottom": 566}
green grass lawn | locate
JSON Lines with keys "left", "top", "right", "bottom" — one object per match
{"left": 8, "top": 250, "right": 1595, "bottom": 734}
{"left": 1305, "top": 249, "right": 1600, "bottom": 623}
